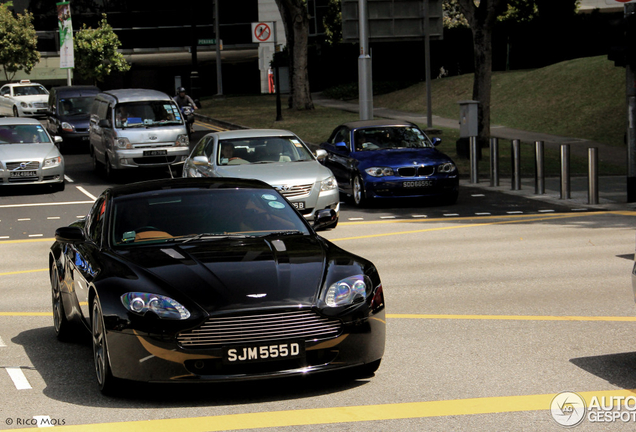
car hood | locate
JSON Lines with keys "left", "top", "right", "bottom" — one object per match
{"left": 0, "top": 143, "right": 58, "bottom": 161}
{"left": 353, "top": 148, "right": 452, "bottom": 167}
{"left": 215, "top": 161, "right": 331, "bottom": 185}
{"left": 116, "top": 235, "right": 326, "bottom": 313}
{"left": 14, "top": 95, "right": 48, "bottom": 103}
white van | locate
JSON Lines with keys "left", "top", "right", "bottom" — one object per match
{"left": 89, "top": 89, "right": 190, "bottom": 178}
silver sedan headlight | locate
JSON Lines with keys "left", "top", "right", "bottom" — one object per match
{"left": 44, "top": 156, "right": 62, "bottom": 168}
{"left": 320, "top": 176, "right": 337, "bottom": 191}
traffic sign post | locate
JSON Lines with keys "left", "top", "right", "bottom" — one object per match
{"left": 251, "top": 21, "right": 281, "bottom": 121}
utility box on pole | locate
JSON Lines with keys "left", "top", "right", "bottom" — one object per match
{"left": 457, "top": 100, "right": 479, "bottom": 159}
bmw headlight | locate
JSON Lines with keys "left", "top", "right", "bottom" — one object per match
{"left": 324, "top": 275, "right": 369, "bottom": 307}
{"left": 365, "top": 167, "right": 394, "bottom": 177}
{"left": 320, "top": 175, "right": 337, "bottom": 191}
{"left": 44, "top": 156, "right": 62, "bottom": 168}
{"left": 438, "top": 162, "right": 456, "bottom": 173}
{"left": 121, "top": 292, "right": 191, "bottom": 320}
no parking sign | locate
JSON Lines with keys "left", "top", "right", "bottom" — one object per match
{"left": 251, "top": 22, "right": 273, "bottom": 43}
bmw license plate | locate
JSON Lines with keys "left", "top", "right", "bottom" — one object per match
{"left": 143, "top": 150, "right": 167, "bottom": 156}
{"left": 223, "top": 341, "right": 305, "bottom": 364}
{"left": 403, "top": 180, "right": 433, "bottom": 188}
{"left": 10, "top": 170, "right": 37, "bottom": 178}
{"left": 292, "top": 202, "right": 305, "bottom": 210}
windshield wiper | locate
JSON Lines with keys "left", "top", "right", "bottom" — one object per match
{"left": 261, "top": 230, "right": 305, "bottom": 237}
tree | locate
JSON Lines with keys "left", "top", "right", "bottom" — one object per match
{"left": 73, "top": 14, "right": 130, "bottom": 84}
{"left": 274, "top": 0, "right": 314, "bottom": 110}
{"left": 0, "top": 3, "right": 40, "bottom": 82}
{"left": 456, "top": 0, "right": 508, "bottom": 146}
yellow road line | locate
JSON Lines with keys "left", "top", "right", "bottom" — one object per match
{"left": 0, "top": 312, "right": 51, "bottom": 316}
{"left": 194, "top": 121, "right": 226, "bottom": 132}
{"left": 388, "top": 313, "right": 636, "bottom": 322}
{"left": 0, "top": 238, "right": 55, "bottom": 244}
{"left": 0, "top": 268, "right": 47, "bottom": 276}
{"left": 19, "top": 389, "right": 636, "bottom": 431}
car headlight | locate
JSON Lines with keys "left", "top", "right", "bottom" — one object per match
{"left": 116, "top": 137, "right": 132, "bottom": 149}
{"left": 320, "top": 175, "right": 337, "bottom": 191}
{"left": 438, "top": 162, "right": 456, "bottom": 173}
{"left": 121, "top": 292, "right": 191, "bottom": 320}
{"left": 324, "top": 275, "right": 369, "bottom": 307}
{"left": 44, "top": 156, "right": 62, "bottom": 168}
{"left": 176, "top": 134, "right": 189, "bottom": 147}
{"left": 20, "top": 101, "right": 29, "bottom": 108}
{"left": 365, "top": 167, "right": 394, "bottom": 177}
{"left": 61, "top": 122, "right": 74, "bottom": 132}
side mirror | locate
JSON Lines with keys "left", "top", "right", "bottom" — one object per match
{"left": 54, "top": 136, "right": 63, "bottom": 143}
{"left": 431, "top": 137, "right": 441, "bottom": 146}
{"left": 55, "top": 227, "right": 85, "bottom": 243}
{"left": 314, "top": 149, "right": 327, "bottom": 161}
{"left": 98, "top": 119, "right": 111, "bottom": 128}
{"left": 313, "top": 209, "right": 337, "bottom": 231}
{"left": 192, "top": 155, "right": 210, "bottom": 165}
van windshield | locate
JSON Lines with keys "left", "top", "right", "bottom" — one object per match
{"left": 115, "top": 101, "right": 184, "bottom": 128}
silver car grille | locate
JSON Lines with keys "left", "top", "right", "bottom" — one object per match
{"left": 33, "top": 102, "right": 47, "bottom": 108}
{"left": 177, "top": 310, "right": 342, "bottom": 349}
{"left": 6, "top": 161, "right": 39, "bottom": 170}
{"left": 275, "top": 183, "right": 313, "bottom": 199}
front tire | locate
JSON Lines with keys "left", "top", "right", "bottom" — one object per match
{"left": 92, "top": 299, "right": 121, "bottom": 395}
{"left": 104, "top": 156, "right": 118, "bottom": 181}
{"left": 353, "top": 175, "right": 368, "bottom": 207}
{"left": 12, "top": 106, "right": 18, "bottom": 117}
{"left": 51, "top": 266, "right": 75, "bottom": 342}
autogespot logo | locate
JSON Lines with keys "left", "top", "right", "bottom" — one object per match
{"left": 551, "top": 391, "right": 586, "bottom": 427}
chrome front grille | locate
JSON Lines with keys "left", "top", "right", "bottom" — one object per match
{"left": 177, "top": 310, "right": 342, "bottom": 349}
{"left": 6, "top": 161, "right": 39, "bottom": 171}
{"left": 33, "top": 102, "right": 47, "bottom": 108}
{"left": 275, "top": 183, "right": 313, "bottom": 199}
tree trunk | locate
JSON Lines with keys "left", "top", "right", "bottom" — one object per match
{"left": 275, "top": 0, "right": 314, "bottom": 110}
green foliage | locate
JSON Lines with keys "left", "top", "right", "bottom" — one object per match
{"left": 0, "top": 3, "right": 40, "bottom": 82}
{"left": 322, "top": 0, "right": 342, "bottom": 45}
{"left": 74, "top": 14, "right": 130, "bottom": 84}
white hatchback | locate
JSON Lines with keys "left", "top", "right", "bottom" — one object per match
{"left": 0, "top": 80, "right": 49, "bottom": 118}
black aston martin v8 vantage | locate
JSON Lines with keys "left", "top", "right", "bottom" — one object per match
{"left": 49, "top": 177, "right": 385, "bottom": 394}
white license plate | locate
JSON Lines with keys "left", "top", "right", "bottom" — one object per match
{"left": 223, "top": 341, "right": 305, "bottom": 364}
{"left": 10, "top": 170, "right": 37, "bottom": 178}
{"left": 403, "top": 180, "right": 433, "bottom": 188}
{"left": 292, "top": 202, "right": 305, "bottom": 210}
{"left": 143, "top": 150, "right": 167, "bottom": 156}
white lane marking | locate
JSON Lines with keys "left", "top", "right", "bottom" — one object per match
{"left": 538, "top": 209, "right": 555, "bottom": 213}
{"left": 32, "top": 415, "right": 54, "bottom": 428}
{"left": 412, "top": 215, "right": 427, "bottom": 218}
{"left": 64, "top": 175, "right": 74, "bottom": 183}
{"left": 76, "top": 186, "right": 97, "bottom": 201}
{"left": 348, "top": 218, "right": 364, "bottom": 221}
{"left": 47, "top": 217, "right": 61, "bottom": 220}
{"left": 0, "top": 336, "right": 5, "bottom": 347}
{"left": 380, "top": 216, "right": 396, "bottom": 219}
{"left": 28, "top": 234, "right": 43, "bottom": 238}
{"left": 471, "top": 194, "right": 485, "bottom": 197}
{"left": 444, "top": 213, "right": 459, "bottom": 217}
{"left": 0, "top": 201, "right": 93, "bottom": 209}
{"left": 6, "top": 367, "right": 32, "bottom": 390}
{"left": 18, "top": 218, "right": 31, "bottom": 221}
{"left": 475, "top": 212, "right": 491, "bottom": 216}
{"left": 76, "top": 215, "right": 86, "bottom": 219}
{"left": 0, "top": 236, "right": 9, "bottom": 239}
{"left": 507, "top": 211, "right": 523, "bottom": 214}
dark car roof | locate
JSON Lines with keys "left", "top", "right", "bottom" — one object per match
{"left": 52, "top": 85, "right": 100, "bottom": 97}
{"left": 108, "top": 177, "right": 275, "bottom": 199}
{"left": 340, "top": 119, "right": 419, "bottom": 130}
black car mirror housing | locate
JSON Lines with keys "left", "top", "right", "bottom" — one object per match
{"left": 55, "top": 226, "right": 86, "bottom": 243}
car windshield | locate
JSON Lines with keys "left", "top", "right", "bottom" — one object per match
{"left": 0, "top": 124, "right": 51, "bottom": 144}
{"left": 354, "top": 126, "right": 434, "bottom": 151}
{"left": 13, "top": 85, "right": 47, "bottom": 96}
{"left": 217, "top": 136, "right": 314, "bottom": 165}
{"left": 111, "top": 188, "right": 310, "bottom": 246}
{"left": 115, "top": 101, "right": 183, "bottom": 128}
{"left": 59, "top": 96, "right": 95, "bottom": 116}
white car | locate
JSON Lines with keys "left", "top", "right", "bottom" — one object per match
{"left": 0, "top": 80, "right": 49, "bottom": 118}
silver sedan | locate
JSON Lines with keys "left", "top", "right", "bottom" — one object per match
{"left": 0, "top": 118, "right": 65, "bottom": 192}
{"left": 183, "top": 129, "right": 339, "bottom": 227}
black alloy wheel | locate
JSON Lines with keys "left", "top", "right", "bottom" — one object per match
{"left": 92, "top": 299, "right": 120, "bottom": 395}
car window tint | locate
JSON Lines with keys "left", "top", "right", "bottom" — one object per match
{"left": 217, "top": 136, "right": 313, "bottom": 165}
{"left": 87, "top": 197, "right": 107, "bottom": 244}
{"left": 111, "top": 189, "right": 310, "bottom": 245}
{"left": 59, "top": 97, "right": 94, "bottom": 115}
{"left": 332, "top": 128, "right": 350, "bottom": 146}
{"left": 354, "top": 127, "right": 433, "bottom": 151}
{"left": 115, "top": 101, "right": 181, "bottom": 128}
{"left": 0, "top": 124, "right": 51, "bottom": 144}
